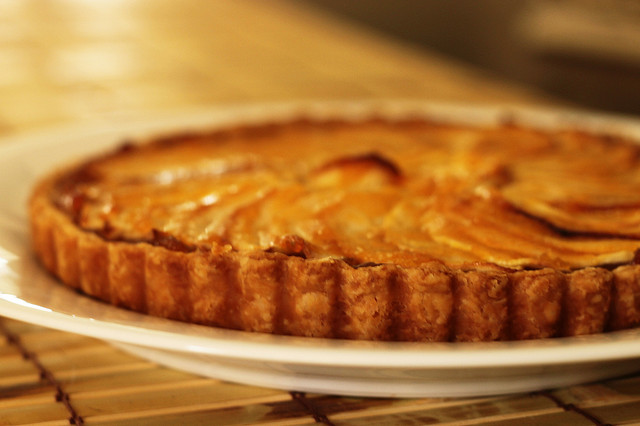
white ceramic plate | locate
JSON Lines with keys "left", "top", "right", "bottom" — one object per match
{"left": 2, "top": 101, "right": 640, "bottom": 398}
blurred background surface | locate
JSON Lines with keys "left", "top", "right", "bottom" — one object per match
{"left": 3, "top": 0, "right": 638, "bottom": 138}
{"left": 309, "top": 0, "right": 640, "bottom": 115}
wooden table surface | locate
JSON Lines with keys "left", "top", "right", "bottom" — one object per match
{"left": 2, "top": 1, "right": 640, "bottom": 425}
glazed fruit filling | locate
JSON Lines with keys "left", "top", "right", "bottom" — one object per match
{"left": 53, "top": 119, "right": 640, "bottom": 271}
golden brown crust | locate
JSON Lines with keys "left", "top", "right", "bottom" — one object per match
{"left": 453, "top": 269, "right": 510, "bottom": 342}
{"left": 610, "top": 265, "right": 640, "bottom": 330}
{"left": 29, "top": 118, "right": 640, "bottom": 342}
{"left": 510, "top": 269, "right": 564, "bottom": 340}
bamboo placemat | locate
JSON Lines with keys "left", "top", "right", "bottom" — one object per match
{"left": 2, "top": 317, "right": 640, "bottom": 425}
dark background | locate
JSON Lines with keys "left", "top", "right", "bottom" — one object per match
{"left": 308, "top": 0, "right": 640, "bottom": 115}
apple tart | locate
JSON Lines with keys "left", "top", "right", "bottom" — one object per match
{"left": 29, "top": 110, "right": 640, "bottom": 341}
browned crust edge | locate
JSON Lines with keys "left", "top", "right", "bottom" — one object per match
{"left": 29, "top": 173, "right": 640, "bottom": 342}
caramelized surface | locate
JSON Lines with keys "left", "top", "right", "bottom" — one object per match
{"left": 52, "top": 119, "right": 640, "bottom": 270}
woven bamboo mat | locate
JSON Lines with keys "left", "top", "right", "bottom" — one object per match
{"left": 1, "top": 317, "right": 640, "bottom": 425}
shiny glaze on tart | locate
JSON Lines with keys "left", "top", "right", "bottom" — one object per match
{"left": 30, "top": 115, "right": 640, "bottom": 341}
